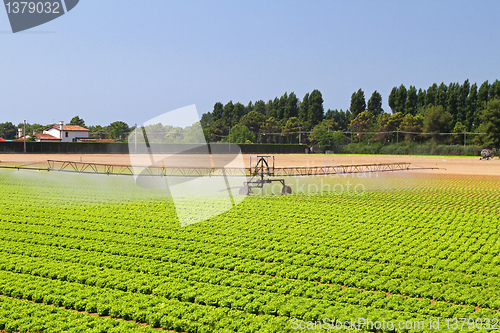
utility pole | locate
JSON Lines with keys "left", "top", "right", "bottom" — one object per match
{"left": 134, "top": 123, "right": 137, "bottom": 153}
{"left": 299, "top": 127, "right": 301, "bottom": 144}
{"left": 23, "top": 120, "right": 26, "bottom": 153}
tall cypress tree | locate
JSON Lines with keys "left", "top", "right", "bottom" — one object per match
{"left": 446, "top": 82, "right": 459, "bottom": 123}
{"left": 489, "top": 80, "right": 500, "bottom": 100}
{"left": 367, "top": 90, "right": 383, "bottom": 115}
{"left": 477, "top": 80, "right": 490, "bottom": 109}
{"left": 388, "top": 87, "right": 397, "bottom": 113}
{"left": 425, "top": 83, "right": 437, "bottom": 106}
{"left": 284, "top": 92, "right": 299, "bottom": 119}
{"left": 417, "top": 88, "right": 426, "bottom": 109}
{"left": 253, "top": 100, "right": 266, "bottom": 116}
{"left": 212, "top": 102, "right": 223, "bottom": 121}
{"left": 222, "top": 101, "right": 234, "bottom": 126}
{"left": 232, "top": 102, "right": 246, "bottom": 126}
{"left": 269, "top": 97, "right": 281, "bottom": 121}
{"left": 436, "top": 83, "right": 448, "bottom": 109}
{"left": 349, "top": 89, "right": 366, "bottom": 119}
{"left": 396, "top": 84, "right": 407, "bottom": 114}
{"left": 308, "top": 89, "right": 324, "bottom": 128}
{"left": 466, "top": 83, "right": 478, "bottom": 130}
{"left": 458, "top": 80, "right": 470, "bottom": 124}
{"left": 298, "top": 93, "right": 309, "bottom": 127}
{"left": 405, "top": 86, "right": 418, "bottom": 116}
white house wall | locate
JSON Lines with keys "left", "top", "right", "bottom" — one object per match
{"left": 44, "top": 128, "right": 89, "bottom": 142}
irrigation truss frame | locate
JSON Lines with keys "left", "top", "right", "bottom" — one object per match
{"left": 0, "top": 159, "right": 433, "bottom": 178}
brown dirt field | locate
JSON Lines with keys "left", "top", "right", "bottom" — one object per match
{"left": 1, "top": 153, "right": 499, "bottom": 176}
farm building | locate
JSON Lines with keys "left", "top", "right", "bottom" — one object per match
{"left": 13, "top": 133, "right": 61, "bottom": 142}
{"left": 34, "top": 133, "right": 62, "bottom": 142}
{"left": 43, "top": 121, "right": 90, "bottom": 142}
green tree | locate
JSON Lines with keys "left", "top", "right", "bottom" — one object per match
{"left": 388, "top": 87, "right": 397, "bottom": 114}
{"left": 230, "top": 123, "right": 255, "bottom": 144}
{"left": 367, "top": 91, "right": 383, "bottom": 115}
{"left": 69, "top": 116, "right": 85, "bottom": 127}
{"left": 0, "top": 122, "right": 17, "bottom": 140}
{"left": 88, "top": 125, "right": 105, "bottom": 139}
{"left": 396, "top": 84, "right": 407, "bottom": 114}
{"left": 261, "top": 117, "right": 280, "bottom": 143}
{"left": 417, "top": 88, "right": 426, "bottom": 109}
{"left": 424, "top": 83, "right": 437, "bottom": 107}
{"left": 232, "top": 102, "right": 246, "bottom": 126}
{"left": 222, "top": 101, "right": 234, "bottom": 126}
{"left": 200, "top": 112, "right": 214, "bottom": 128}
{"left": 405, "top": 86, "right": 418, "bottom": 116}
{"left": 349, "top": 88, "right": 366, "bottom": 119}
{"left": 278, "top": 93, "right": 288, "bottom": 120}
{"left": 245, "top": 101, "right": 254, "bottom": 114}
{"left": 282, "top": 117, "right": 301, "bottom": 144}
{"left": 446, "top": 82, "right": 459, "bottom": 123}
{"left": 477, "top": 80, "right": 490, "bottom": 109}
{"left": 388, "top": 84, "right": 407, "bottom": 114}
{"left": 309, "top": 124, "right": 334, "bottom": 149}
{"left": 284, "top": 92, "right": 299, "bottom": 119}
{"left": 423, "top": 105, "right": 452, "bottom": 143}
{"left": 325, "top": 109, "right": 350, "bottom": 130}
{"left": 349, "top": 110, "right": 376, "bottom": 143}
{"left": 208, "top": 119, "right": 228, "bottom": 142}
{"left": 436, "top": 82, "right": 448, "bottom": 109}
{"left": 480, "top": 98, "right": 500, "bottom": 147}
{"left": 457, "top": 79, "right": 470, "bottom": 124}
{"left": 451, "top": 121, "right": 466, "bottom": 145}
{"left": 239, "top": 111, "right": 265, "bottom": 137}
{"left": 466, "top": 83, "right": 478, "bottom": 131}
{"left": 212, "top": 102, "right": 224, "bottom": 121}
{"left": 298, "top": 93, "right": 309, "bottom": 128}
{"left": 141, "top": 123, "right": 163, "bottom": 143}
{"left": 489, "top": 80, "right": 500, "bottom": 100}
{"left": 15, "top": 122, "right": 44, "bottom": 138}
{"left": 253, "top": 100, "right": 266, "bottom": 116}
{"left": 374, "top": 112, "right": 404, "bottom": 143}
{"left": 308, "top": 89, "right": 324, "bottom": 128}
{"left": 399, "top": 114, "right": 423, "bottom": 142}
{"left": 107, "top": 121, "right": 130, "bottom": 140}
{"left": 269, "top": 97, "right": 281, "bottom": 121}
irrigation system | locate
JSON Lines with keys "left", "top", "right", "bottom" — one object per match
{"left": 0, "top": 156, "right": 439, "bottom": 194}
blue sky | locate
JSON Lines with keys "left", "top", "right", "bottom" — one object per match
{"left": 1, "top": 1, "right": 500, "bottom": 127}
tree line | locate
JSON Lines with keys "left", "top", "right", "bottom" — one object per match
{"left": 201, "top": 79, "right": 500, "bottom": 148}
{"left": 0, "top": 116, "right": 132, "bottom": 141}
{"left": 2, "top": 79, "right": 499, "bottom": 148}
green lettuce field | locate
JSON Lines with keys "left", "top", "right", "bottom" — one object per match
{"left": 0, "top": 170, "right": 499, "bottom": 332}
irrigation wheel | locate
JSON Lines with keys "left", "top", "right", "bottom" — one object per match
{"left": 282, "top": 185, "right": 292, "bottom": 194}
{"left": 239, "top": 186, "right": 250, "bottom": 195}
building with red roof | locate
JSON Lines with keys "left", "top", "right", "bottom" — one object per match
{"left": 35, "top": 133, "right": 61, "bottom": 142}
{"left": 43, "top": 121, "right": 90, "bottom": 142}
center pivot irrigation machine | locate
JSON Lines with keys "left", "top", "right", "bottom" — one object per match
{"left": 240, "top": 156, "right": 290, "bottom": 195}
{"left": 0, "top": 156, "right": 437, "bottom": 195}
